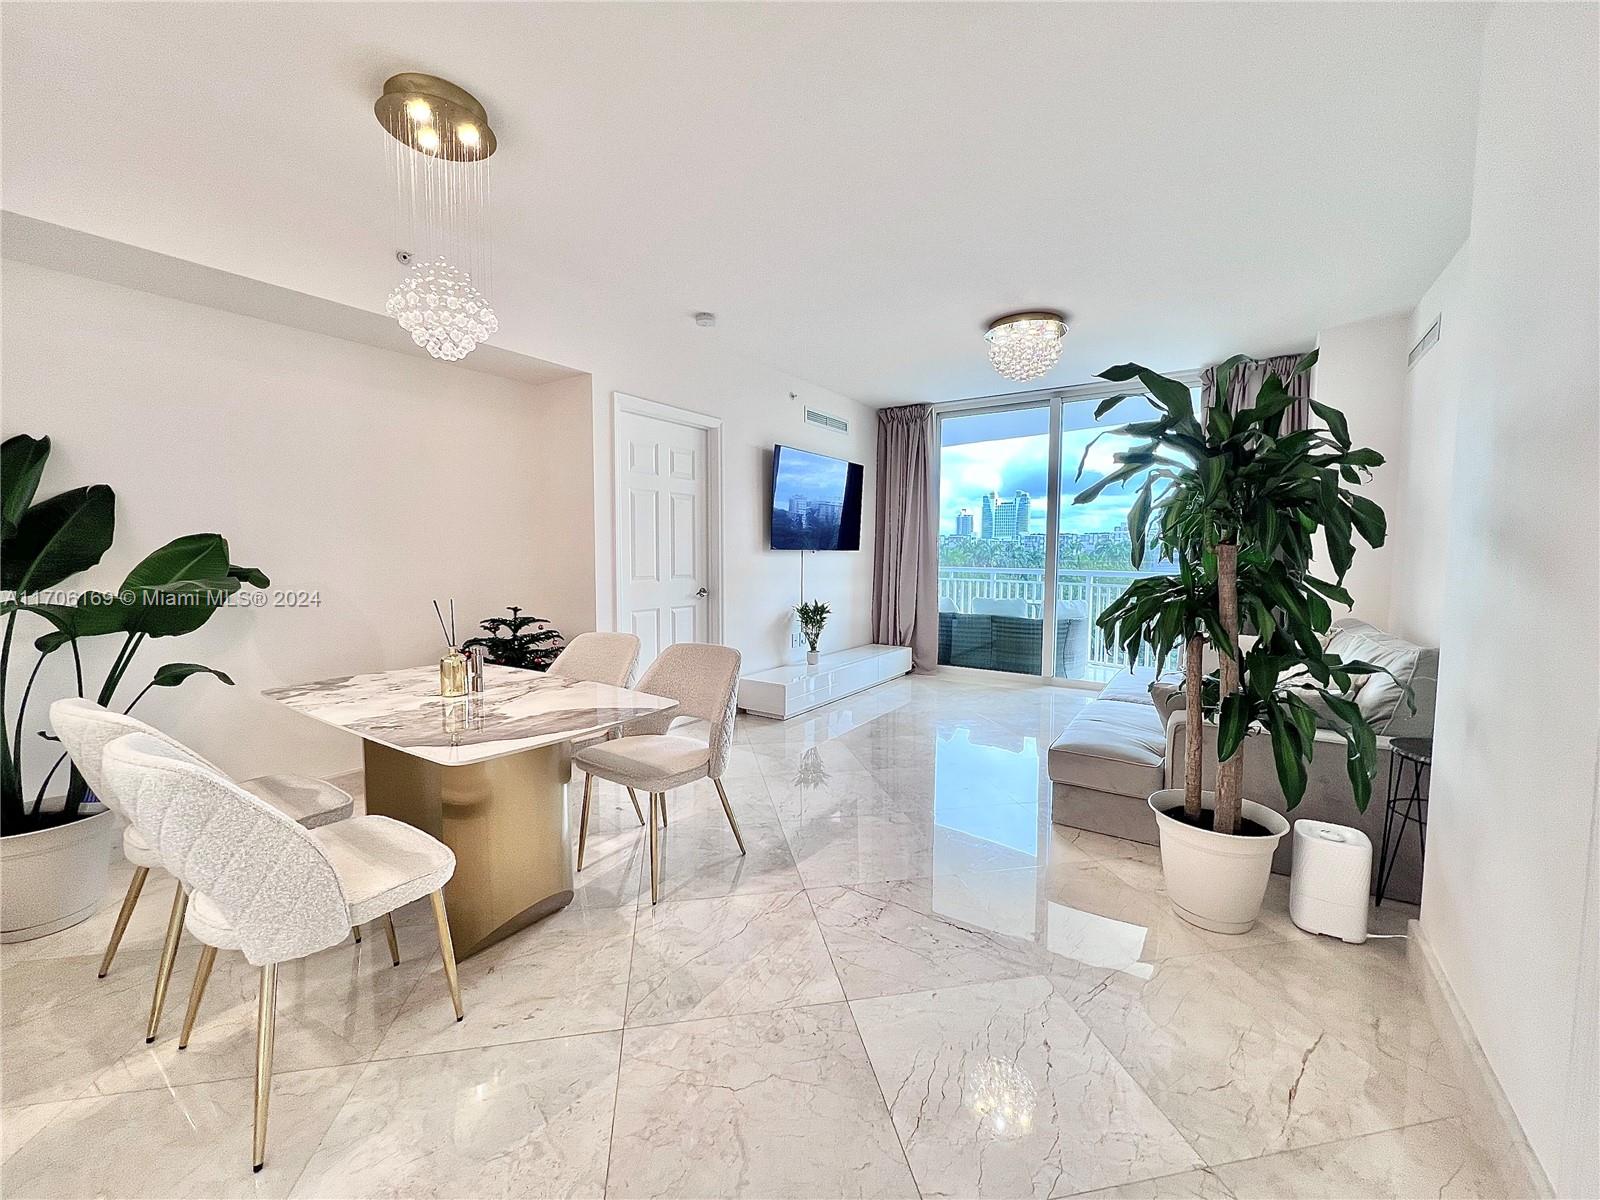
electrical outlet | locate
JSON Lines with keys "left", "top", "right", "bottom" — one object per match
{"left": 791, "top": 631, "right": 805, "bottom": 649}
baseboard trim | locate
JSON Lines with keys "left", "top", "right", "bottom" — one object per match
{"left": 1407, "top": 918, "right": 1553, "bottom": 1198}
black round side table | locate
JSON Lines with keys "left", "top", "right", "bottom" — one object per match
{"left": 1376, "top": 736, "right": 1432, "bottom": 905}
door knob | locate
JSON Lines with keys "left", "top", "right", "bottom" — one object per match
{"left": 695, "top": 587, "right": 708, "bottom": 598}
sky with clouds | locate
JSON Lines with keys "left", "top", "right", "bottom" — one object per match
{"left": 937, "top": 399, "right": 1165, "bottom": 536}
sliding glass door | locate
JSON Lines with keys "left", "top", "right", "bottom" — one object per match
{"left": 936, "top": 405, "right": 1052, "bottom": 677}
{"left": 936, "top": 387, "right": 1186, "bottom": 682}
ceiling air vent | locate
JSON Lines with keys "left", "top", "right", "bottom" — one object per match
{"left": 804, "top": 407, "right": 850, "bottom": 435}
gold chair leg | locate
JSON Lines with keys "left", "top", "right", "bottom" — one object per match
{"left": 576, "top": 773, "right": 594, "bottom": 872}
{"left": 252, "top": 963, "right": 278, "bottom": 1173}
{"left": 178, "top": 944, "right": 217, "bottom": 1049}
{"left": 648, "top": 792, "right": 662, "bottom": 904}
{"left": 626, "top": 787, "right": 644, "bottom": 825}
{"left": 382, "top": 913, "right": 401, "bottom": 966}
{"left": 429, "top": 891, "right": 464, "bottom": 1022}
{"left": 99, "top": 865, "right": 149, "bottom": 978}
{"left": 352, "top": 924, "right": 362, "bottom": 944}
{"left": 713, "top": 778, "right": 747, "bottom": 856}
{"left": 145, "top": 884, "right": 188, "bottom": 1043}
{"left": 660, "top": 792, "right": 667, "bottom": 827}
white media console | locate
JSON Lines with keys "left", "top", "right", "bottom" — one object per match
{"left": 736, "top": 644, "right": 914, "bottom": 720}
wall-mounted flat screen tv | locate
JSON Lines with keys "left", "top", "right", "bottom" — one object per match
{"left": 769, "top": 445, "right": 864, "bottom": 551}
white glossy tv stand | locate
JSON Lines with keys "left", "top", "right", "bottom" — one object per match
{"left": 737, "top": 644, "right": 914, "bottom": 720}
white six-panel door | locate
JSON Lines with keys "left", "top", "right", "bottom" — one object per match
{"left": 617, "top": 408, "right": 710, "bottom": 664}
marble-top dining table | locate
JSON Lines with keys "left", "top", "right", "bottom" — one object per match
{"left": 266, "top": 664, "right": 677, "bottom": 957}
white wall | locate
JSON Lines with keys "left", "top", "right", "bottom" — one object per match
{"left": 1312, "top": 311, "right": 1409, "bottom": 626}
{"left": 581, "top": 341, "right": 878, "bottom": 673}
{"left": 1, "top": 259, "right": 575, "bottom": 786}
{"left": 1418, "top": 6, "right": 1599, "bottom": 1197}
{"left": 1386, "top": 242, "right": 1469, "bottom": 646}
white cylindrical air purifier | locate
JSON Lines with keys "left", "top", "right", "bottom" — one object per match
{"left": 1289, "top": 820, "right": 1372, "bottom": 944}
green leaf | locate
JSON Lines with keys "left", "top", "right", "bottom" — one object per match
{"left": 1091, "top": 392, "right": 1134, "bottom": 420}
{"left": 1, "top": 434, "right": 50, "bottom": 541}
{"left": 1307, "top": 397, "right": 1350, "bottom": 446}
{"left": 1347, "top": 494, "right": 1387, "bottom": 548}
{"left": 1127, "top": 477, "right": 1154, "bottom": 569}
{"left": 1, "top": 484, "right": 116, "bottom": 595}
{"left": 24, "top": 595, "right": 125, "bottom": 652}
{"left": 1292, "top": 348, "right": 1319, "bottom": 376}
{"left": 228, "top": 565, "right": 271, "bottom": 589}
{"left": 1267, "top": 707, "right": 1309, "bottom": 809}
{"left": 117, "top": 534, "right": 240, "bottom": 638}
{"left": 150, "top": 662, "right": 235, "bottom": 688}
{"left": 1217, "top": 693, "right": 1251, "bottom": 762}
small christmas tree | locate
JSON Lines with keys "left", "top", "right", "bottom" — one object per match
{"left": 463, "top": 606, "right": 565, "bottom": 672}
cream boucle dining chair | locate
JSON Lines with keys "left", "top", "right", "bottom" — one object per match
{"left": 549, "top": 632, "right": 651, "bottom": 833}
{"left": 102, "top": 732, "right": 463, "bottom": 1173}
{"left": 573, "top": 642, "right": 743, "bottom": 903}
{"left": 49, "top": 698, "right": 360, "bottom": 1042}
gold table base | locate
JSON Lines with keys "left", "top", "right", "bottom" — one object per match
{"left": 362, "top": 740, "right": 574, "bottom": 958}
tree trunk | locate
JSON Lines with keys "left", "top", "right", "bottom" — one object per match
{"left": 1214, "top": 541, "right": 1244, "bottom": 834}
{"left": 1183, "top": 634, "right": 1204, "bottom": 820}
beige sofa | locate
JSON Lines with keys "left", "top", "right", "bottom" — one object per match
{"left": 1048, "top": 619, "right": 1438, "bottom": 904}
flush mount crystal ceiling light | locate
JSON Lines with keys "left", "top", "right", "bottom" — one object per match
{"left": 375, "top": 73, "right": 499, "bottom": 361}
{"left": 985, "top": 311, "right": 1068, "bottom": 383}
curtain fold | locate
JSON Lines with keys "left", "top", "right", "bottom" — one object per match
{"left": 872, "top": 404, "right": 939, "bottom": 671}
{"left": 1200, "top": 352, "right": 1314, "bottom": 433}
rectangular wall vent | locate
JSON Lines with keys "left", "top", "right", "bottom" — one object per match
{"left": 804, "top": 407, "right": 850, "bottom": 435}
{"left": 1408, "top": 316, "right": 1441, "bottom": 370}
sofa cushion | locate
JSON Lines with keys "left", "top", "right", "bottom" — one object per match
{"left": 1325, "top": 618, "right": 1438, "bottom": 738}
{"left": 1047, "top": 698, "right": 1167, "bottom": 798}
{"left": 1096, "top": 668, "right": 1160, "bottom": 706}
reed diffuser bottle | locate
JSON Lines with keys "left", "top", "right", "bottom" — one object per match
{"left": 434, "top": 599, "right": 468, "bottom": 697}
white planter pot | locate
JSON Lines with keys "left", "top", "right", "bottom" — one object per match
{"left": 1, "top": 809, "right": 118, "bottom": 942}
{"left": 806, "top": 650, "right": 820, "bottom": 666}
{"left": 1148, "top": 789, "right": 1289, "bottom": 934}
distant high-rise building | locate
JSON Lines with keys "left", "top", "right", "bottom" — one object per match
{"left": 993, "top": 499, "right": 1018, "bottom": 539}
{"left": 980, "top": 492, "right": 998, "bottom": 539}
{"left": 955, "top": 509, "right": 974, "bottom": 537}
{"left": 1013, "top": 491, "right": 1032, "bottom": 537}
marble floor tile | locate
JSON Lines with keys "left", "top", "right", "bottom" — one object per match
{"left": 0, "top": 1065, "right": 361, "bottom": 1198}
{"left": 291, "top": 1035, "right": 620, "bottom": 1199}
{"left": 750, "top": 737, "right": 871, "bottom": 780}
{"left": 1072, "top": 938, "right": 1462, "bottom": 1165}
{"left": 607, "top": 1004, "right": 918, "bottom": 1199}
{"left": 1, "top": 941, "right": 206, "bottom": 1107}
{"left": 625, "top": 794, "right": 803, "bottom": 906}
{"left": 0, "top": 1099, "right": 70, "bottom": 1164}
{"left": 626, "top": 890, "right": 842, "bottom": 1026}
{"left": 373, "top": 903, "right": 635, "bottom": 1059}
{"left": 782, "top": 804, "right": 1041, "bottom": 889}
{"left": 1068, "top": 1117, "right": 1512, "bottom": 1199}
{"left": 811, "top": 872, "right": 1060, "bottom": 999}
{"left": 91, "top": 936, "right": 431, "bottom": 1096}
{"left": 852, "top": 975, "right": 1201, "bottom": 1198}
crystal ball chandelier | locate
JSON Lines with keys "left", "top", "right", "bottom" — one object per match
{"left": 985, "top": 311, "right": 1068, "bottom": 383}
{"left": 375, "top": 73, "right": 499, "bottom": 362}
{"left": 386, "top": 258, "right": 500, "bottom": 362}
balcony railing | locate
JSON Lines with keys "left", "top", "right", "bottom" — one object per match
{"left": 937, "top": 565, "right": 1173, "bottom": 679}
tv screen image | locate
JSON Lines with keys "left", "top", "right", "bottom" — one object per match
{"left": 770, "top": 445, "right": 864, "bottom": 551}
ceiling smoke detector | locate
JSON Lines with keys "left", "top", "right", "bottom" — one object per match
{"left": 693, "top": 312, "right": 717, "bottom": 327}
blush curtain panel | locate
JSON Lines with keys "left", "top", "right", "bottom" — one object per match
{"left": 872, "top": 403, "right": 939, "bottom": 671}
{"left": 1201, "top": 352, "right": 1314, "bottom": 432}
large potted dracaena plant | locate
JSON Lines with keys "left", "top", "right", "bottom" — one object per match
{"left": 1077, "top": 353, "right": 1395, "bottom": 932}
{"left": 1, "top": 434, "right": 268, "bottom": 940}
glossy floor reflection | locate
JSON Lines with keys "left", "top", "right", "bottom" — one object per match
{"left": 1, "top": 672, "right": 1510, "bottom": 1198}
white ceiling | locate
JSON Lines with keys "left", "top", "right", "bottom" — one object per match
{"left": 1, "top": 2, "right": 1487, "bottom": 406}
